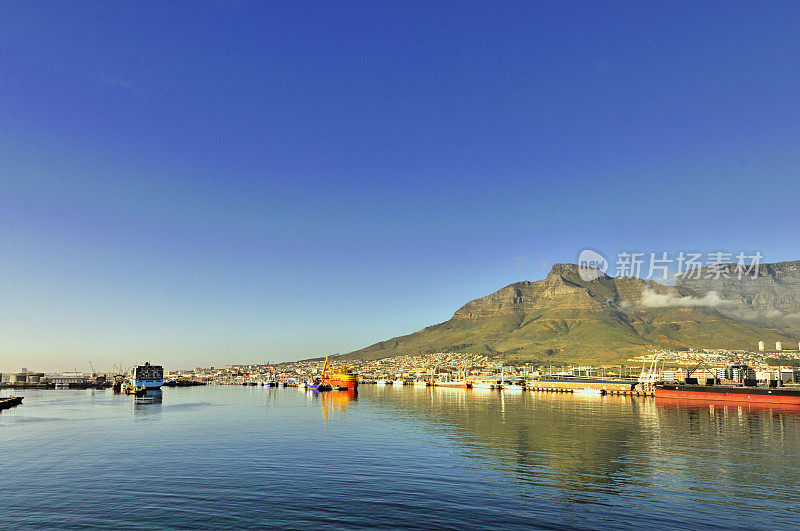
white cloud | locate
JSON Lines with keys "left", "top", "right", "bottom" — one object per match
{"left": 639, "top": 288, "right": 734, "bottom": 308}
{"left": 638, "top": 287, "right": 800, "bottom": 324}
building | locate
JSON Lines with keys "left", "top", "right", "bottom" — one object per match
{"left": 724, "top": 363, "right": 756, "bottom": 383}
{"left": 8, "top": 373, "right": 29, "bottom": 383}
{"left": 661, "top": 370, "right": 678, "bottom": 381}
{"left": 779, "top": 368, "right": 797, "bottom": 384}
{"left": 48, "top": 373, "right": 86, "bottom": 385}
{"left": 756, "top": 370, "right": 773, "bottom": 383}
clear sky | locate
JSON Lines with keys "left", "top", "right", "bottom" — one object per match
{"left": 2, "top": 1, "right": 799, "bottom": 372}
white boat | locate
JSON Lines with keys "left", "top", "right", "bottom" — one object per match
{"left": 503, "top": 383, "right": 524, "bottom": 392}
{"left": 393, "top": 379, "right": 406, "bottom": 386}
{"left": 472, "top": 381, "right": 497, "bottom": 389}
{"left": 413, "top": 380, "right": 429, "bottom": 387}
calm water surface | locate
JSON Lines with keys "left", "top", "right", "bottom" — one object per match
{"left": 2, "top": 385, "right": 799, "bottom": 528}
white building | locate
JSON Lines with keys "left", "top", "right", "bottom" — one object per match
{"left": 48, "top": 373, "right": 86, "bottom": 385}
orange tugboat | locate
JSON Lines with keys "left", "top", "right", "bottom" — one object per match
{"left": 321, "top": 356, "right": 359, "bottom": 390}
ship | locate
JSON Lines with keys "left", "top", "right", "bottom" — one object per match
{"left": 655, "top": 383, "right": 800, "bottom": 406}
{"left": 654, "top": 363, "right": 800, "bottom": 406}
{"left": 0, "top": 396, "right": 23, "bottom": 410}
{"left": 320, "top": 356, "right": 359, "bottom": 390}
{"left": 129, "top": 362, "right": 164, "bottom": 390}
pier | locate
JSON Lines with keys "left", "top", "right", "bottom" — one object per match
{"left": 528, "top": 379, "right": 654, "bottom": 396}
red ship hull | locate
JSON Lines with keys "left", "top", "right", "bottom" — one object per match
{"left": 655, "top": 386, "right": 800, "bottom": 406}
{"left": 322, "top": 378, "right": 358, "bottom": 390}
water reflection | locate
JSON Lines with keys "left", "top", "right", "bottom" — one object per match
{"left": 653, "top": 397, "right": 800, "bottom": 448}
{"left": 302, "top": 389, "right": 359, "bottom": 421}
{"left": 363, "top": 387, "right": 800, "bottom": 516}
{"left": 655, "top": 396, "right": 800, "bottom": 415}
{"left": 131, "top": 389, "right": 163, "bottom": 418}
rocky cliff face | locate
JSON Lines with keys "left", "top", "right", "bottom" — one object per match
{"left": 676, "top": 260, "right": 800, "bottom": 315}
{"left": 452, "top": 264, "right": 678, "bottom": 319}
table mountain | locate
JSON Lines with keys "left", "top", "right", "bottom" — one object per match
{"left": 344, "top": 262, "right": 800, "bottom": 364}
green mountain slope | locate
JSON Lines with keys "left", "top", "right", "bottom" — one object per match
{"left": 344, "top": 263, "right": 800, "bottom": 364}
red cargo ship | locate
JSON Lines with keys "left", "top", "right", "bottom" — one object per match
{"left": 655, "top": 383, "right": 800, "bottom": 406}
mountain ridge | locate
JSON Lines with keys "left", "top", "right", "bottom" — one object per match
{"left": 342, "top": 261, "right": 800, "bottom": 364}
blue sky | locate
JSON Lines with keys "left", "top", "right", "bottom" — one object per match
{"left": 1, "top": 1, "right": 799, "bottom": 371}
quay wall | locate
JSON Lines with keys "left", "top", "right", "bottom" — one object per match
{"left": 531, "top": 379, "right": 637, "bottom": 392}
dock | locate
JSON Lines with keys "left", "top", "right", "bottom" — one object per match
{"left": 529, "top": 379, "right": 654, "bottom": 396}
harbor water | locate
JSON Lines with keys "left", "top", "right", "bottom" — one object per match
{"left": 2, "top": 385, "right": 800, "bottom": 528}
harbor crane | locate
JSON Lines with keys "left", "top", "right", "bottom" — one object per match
{"left": 638, "top": 354, "right": 664, "bottom": 392}
{"left": 685, "top": 360, "right": 715, "bottom": 384}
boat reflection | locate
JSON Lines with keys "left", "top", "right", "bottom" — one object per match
{"left": 655, "top": 396, "right": 800, "bottom": 413}
{"left": 319, "top": 389, "right": 357, "bottom": 421}
{"left": 132, "top": 389, "right": 163, "bottom": 412}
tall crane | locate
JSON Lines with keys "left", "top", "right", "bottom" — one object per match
{"left": 686, "top": 360, "right": 715, "bottom": 384}
{"left": 321, "top": 356, "right": 330, "bottom": 379}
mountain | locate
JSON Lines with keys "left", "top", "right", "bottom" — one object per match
{"left": 343, "top": 263, "right": 800, "bottom": 364}
{"left": 676, "top": 260, "right": 800, "bottom": 316}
